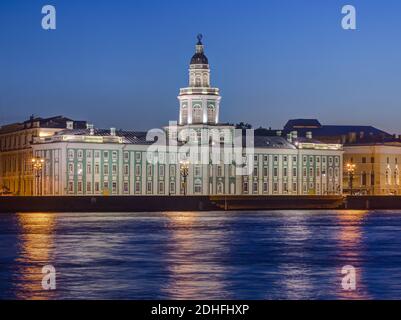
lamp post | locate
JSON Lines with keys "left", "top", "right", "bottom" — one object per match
{"left": 180, "top": 160, "right": 189, "bottom": 196}
{"left": 346, "top": 163, "right": 356, "bottom": 196}
{"left": 32, "top": 156, "right": 44, "bottom": 196}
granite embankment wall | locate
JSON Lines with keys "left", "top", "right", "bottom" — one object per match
{"left": 0, "top": 195, "right": 344, "bottom": 212}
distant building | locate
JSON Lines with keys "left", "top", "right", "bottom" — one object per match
{"left": 258, "top": 118, "right": 399, "bottom": 195}
{"left": 30, "top": 37, "right": 343, "bottom": 197}
{"left": 0, "top": 116, "right": 87, "bottom": 195}
{"left": 344, "top": 140, "right": 401, "bottom": 195}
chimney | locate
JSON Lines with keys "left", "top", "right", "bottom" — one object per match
{"left": 66, "top": 121, "right": 74, "bottom": 130}
{"left": 306, "top": 131, "right": 312, "bottom": 139}
{"left": 291, "top": 131, "right": 298, "bottom": 139}
{"left": 287, "top": 134, "right": 292, "bottom": 143}
{"left": 110, "top": 127, "right": 116, "bottom": 136}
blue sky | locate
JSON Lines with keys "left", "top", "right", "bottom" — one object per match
{"left": 1, "top": 0, "right": 401, "bottom": 132}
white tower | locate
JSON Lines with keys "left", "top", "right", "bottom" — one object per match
{"left": 178, "top": 34, "right": 221, "bottom": 125}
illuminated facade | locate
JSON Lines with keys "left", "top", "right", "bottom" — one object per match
{"left": 0, "top": 116, "right": 86, "bottom": 195}
{"left": 343, "top": 142, "right": 401, "bottom": 195}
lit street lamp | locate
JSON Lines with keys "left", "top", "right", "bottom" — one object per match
{"left": 32, "top": 156, "right": 45, "bottom": 196}
{"left": 180, "top": 159, "right": 189, "bottom": 196}
{"left": 346, "top": 163, "right": 356, "bottom": 195}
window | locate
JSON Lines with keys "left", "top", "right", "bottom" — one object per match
{"left": 309, "top": 167, "right": 313, "bottom": 177}
{"left": 159, "top": 181, "right": 165, "bottom": 194}
{"left": 362, "top": 157, "right": 366, "bottom": 164}
{"left": 371, "top": 172, "right": 375, "bottom": 186}
{"left": 86, "top": 182, "right": 92, "bottom": 193}
{"left": 87, "top": 164, "right": 92, "bottom": 174}
{"left": 95, "top": 182, "right": 100, "bottom": 193}
{"left": 147, "top": 181, "right": 153, "bottom": 194}
{"left": 77, "top": 163, "right": 83, "bottom": 175}
{"left": 293, "top": 183, "right": 297, "bottom": 192}
{"left": 136, "top": 164, "right": 141, "bottom": 176}
{"left": 243, "top": 182, "right": 248, "bottom": 193}
{"left": 283, "top": 183, "right": 288, "bottom": 193}
{"left": 95, "top": 151, "right": 100, "bottom": 158}
{"left": 87, "top": 150, "right": 92, "bottom": 158}
{"left": 169, "top": 165, "right": 176, "bottom": 177}
{"left": 124, "top": 182, "right": 129, "bottom": 193}
{"left": 362, "top": 172, "right": 367, "bottom": 186}
{"left": 112, "top": 164, "right": 117, "bottom": 175}
{"left": 103, "top": 164, "right": 109, "bottom": 175}
{"left": 77, "top": 181, "right": 83, "bottom": 193}
{"left": 217, "top": 166, "right": 223, "bottom": 177}
{"left": 263, "top": 182, "right": 268, "bottom": 193}
{"left": 253, "top": 182, "right": 258, "bottom": 193}
{"left": 112, "top": 151, "right": 117, "bottom": 161}
{"left": 371, "top": 157, "right": 375, "bottom": 164}
{"left": 303, "top": 168, "right": 307, "bottom": 178}
{"left": 136, "top": 152, "right": 142, "bottom": 161}
{"left": 68, "top": 150, "right": 74, "bottom": 159}
{"left": 68, "top": 181, "right": 74, "bottom": 193}
{"left": 254, "top": 167, "right": 258, "bottom": 176}
{"left": 124, "top": 164, "right": 129, "bottom": 175}
{"left": 77, "top": 150, "right": 83, "bottom": 159}
{"left": 95, "top": 164, "right": 100, "bottom": 174}
{"left": 135, "top": 181, "right": 141, "bottom": 194}
{"left": 283, "top": 156, "right": 288, "bottom": 163}
{"left": 217, "top": 182, "right": 224, "bottom": 194}
{"left": 293, "top": 168, "right": 297, "bottom": 177}
{"left": 103, "top": 181, "right": 109, "bottom": 190}
{"left": 194, "top": 166, "right": 201, "bottom": 177}
{"left": 263, "top": 167, "right": 268, "bottom": 177}
{"left": 170, "top": 182, "right": 175, "bottom": 194}
{"left": 263, "top": 155, "right": 268, "bottom": 162}
{"left": 103, "top": 151, "right": 109, "bottom": 159}
{"left": 273, "top": 168, "right": 278, "bottom": 177}
{"left": 124, "top": 152, "right": 129, "bottom": 161}
{"left": 283, "top": 168, "right": 287, "bottom": 177}
{"left": 273, "top": 183, "right": 278, "bottom": 193}
{"left": 68, "top": 163, "right": 74, "bottom": 175}
{"left": 147, "top": 165, "right": 152, "bottom": 177}
{"left": 274, "top": 156, "right": 278, "bottom": 163}
{"left": 293, "top": 156, "right": 297, "bottom": 163}
{"left": 194, "top": 182, "right": 202, "bottom": 194}
{"left": 159, "top": 165, "right": 165, "bottom": 177}
{"left": 112, "top": 182, "right": 117, "bottom": 193}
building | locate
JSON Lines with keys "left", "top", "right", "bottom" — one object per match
{"left": 29, "top": 36, "right": 343, "bottom": 197}
{"left": 343, "top": 140, "right": 401, "bottom": 195}
{"left": 0, "top": 116, "right": 87, "bottom": 195}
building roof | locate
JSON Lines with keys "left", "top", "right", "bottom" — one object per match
{"left": 190, "top": 35, "right": 209, "bottom": 65}
{"left": 0, "top": 115, "right": 87, "bottom": 134}
{"left": 284, "top": 119, "right": 322, "bottom": 130}
{"left": 53, "top": 128, "right": 154, "bottom": 145}
{"left": 253, "top": 136, "right": 296, "bottom": 149}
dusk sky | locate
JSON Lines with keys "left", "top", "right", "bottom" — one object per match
{"left": 1, "top": 0, "right": 401, "bottom": 132}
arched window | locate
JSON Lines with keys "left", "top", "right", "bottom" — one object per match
{"left": 181, "top": 105, "right": 188, "bottom": 125}
{"left": 192, "top": 104, "right": 202, "bottom": 123}
{"left": 195, "top": 77, "right": 201, "bottom": 87}
{"left": 207, "top": 104, "right": 215, "bottom": 123}
{"left": 386, "top": 169, "right": 391, "bottom": 185}
{"left": 217, "top": 182, "right": 224, "bottom": 194}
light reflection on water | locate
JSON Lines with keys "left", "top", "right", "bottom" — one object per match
{"left": 1, "top": 210, "right": 401, "bottom": 299}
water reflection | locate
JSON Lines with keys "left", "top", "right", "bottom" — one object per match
{"left": 276, "top": 212, "right": 314, "bottom": 299}
{"left": 336, "top": 210, "right": 369, "bottom": 299}
{"left": 161, "top": 212, "right": 230, "bottom": 299}
{"left": 14, "top": 213, "right": 56, "bottom": 300}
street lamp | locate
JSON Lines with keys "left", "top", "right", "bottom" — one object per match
{"left": 346, "top": 163, "right": 356, "bottom": 195}
{"left": 180, "top": 159, "right": 189, "bottom": 196}
{"left": 32, "top": 156, "right": 45, "bottom": 196}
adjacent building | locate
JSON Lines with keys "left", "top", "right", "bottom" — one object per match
{"left": 0, "top": 116, "right": 86, "bottom": 195}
